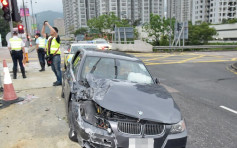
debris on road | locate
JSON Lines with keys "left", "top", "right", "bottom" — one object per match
{"left": 17, "top": 94, "right": 39, "bottom": 105}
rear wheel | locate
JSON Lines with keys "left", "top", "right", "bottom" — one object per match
{"left": 68, "top": 101, "right": 78, "bottom": 142}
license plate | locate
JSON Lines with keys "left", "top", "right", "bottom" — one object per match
{"left": 129, "top": 138, "right": 154, "bottom": 148}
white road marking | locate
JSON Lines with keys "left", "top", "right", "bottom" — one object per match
{"left": 220, "top": 106, "right": 237, "bottom": 114}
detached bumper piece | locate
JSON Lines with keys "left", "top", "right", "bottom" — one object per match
{"left": 164, "top": 137, "right": 187, "bottom": 148}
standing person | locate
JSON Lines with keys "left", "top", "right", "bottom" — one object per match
{"left": 41, "top": 21, "right": 62, "bottom": 86}
{"left": 8, "top": 31, "right": 26, "bottom": 79}
{"left": 35, "top": 33, "right": 46, "bottom": 71}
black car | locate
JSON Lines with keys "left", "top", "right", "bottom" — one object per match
{"left": 62, "top": 49, "right": 187, "bottom": 148}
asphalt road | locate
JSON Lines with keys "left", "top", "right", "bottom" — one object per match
{"left": 136, "top": 52, "right": 237, "bottom": 148}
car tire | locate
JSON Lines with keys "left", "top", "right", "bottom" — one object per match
{"left": 68, "top": 101, "right": 78, "bottom": 142}
{"left": 68, "top": 127, "right": 78, "bottom": 142}
{"left": 61, "top": 90, "right": 64, "bottom": 98}
{"left": 61, "top": 85, "right": 65, "bottom": 98}
{"left": 61, "top": 82, "right": 65, "bottom": 98}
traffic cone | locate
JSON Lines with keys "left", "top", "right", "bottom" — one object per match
{"left": 25, "top": 53, "right": 29, "bottom": 63}
{"left": 0, "top": 60, "right": 24, "bottom": 109}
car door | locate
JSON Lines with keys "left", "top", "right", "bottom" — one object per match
{"left": 63, "top": 50, "right": 83, "bottom": 113}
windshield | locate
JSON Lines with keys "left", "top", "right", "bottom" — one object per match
{"left": 81, "top": 56, "right": 153, "bottom": 84}
{"left": 94, "top": 40, "right": 107, "bottom": 44}
{"left": 71, "top": 45, "right": 97, "bottom": 53}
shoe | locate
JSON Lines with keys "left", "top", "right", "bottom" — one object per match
{"left": 39, "top": 68, "right": 45, "bottom": 72}
{"left": 53, "top": 81, "right": 62, "bottom": 86}
{"left": 21, "top": 68, "right": 27, "bottom": 78}
{"left": 39, "top": 63, "right": 45, "bottom": 72}
{"left": 13, "top": 69, "right": 17, "bottom": 79}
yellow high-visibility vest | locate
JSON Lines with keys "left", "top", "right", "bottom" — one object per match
{"left": 38, "top": 37, "right": 46, "bottom": 48}
{"left": 9, "top": 38, "right": 22, "bottom": 51}
{"left": 46, "top": 36, "right": 61, "bottom": 55}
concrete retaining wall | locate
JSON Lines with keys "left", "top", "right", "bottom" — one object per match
{"left": 111, "top": 40, "right": 152, "bottom": 52}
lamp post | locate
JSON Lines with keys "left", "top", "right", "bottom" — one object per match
{"left": 22, "top": 0, "right": 29, "bottom": 46}
{"left": 169, "top": 0, "right": 172, "bottom": 47}
{"left": 26, "top": 0, "right": 37, "bottom": 34}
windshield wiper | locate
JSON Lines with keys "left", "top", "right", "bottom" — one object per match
{"left": 90, "top": 58, "right": 101, "bottom": 74}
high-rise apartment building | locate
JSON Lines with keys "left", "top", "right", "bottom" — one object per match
{"left": 138, "top": 0, "right": 164, "bottom": 24}
{"left": 191, "top": 0, "right": 209, "bottom": 24}
{"left": 168, "top": 0, "right": 237, "bottom": 25}
{"left": 54, "top": 18, "right": 66, "bottom": 36}
{"left": 63, "top": 0, "right": 165, "bottom": 35}
{"left": 209, "top": 0, "right": 237, "bottom": 24}
{"left": 167, "top": 0, "right": 192, "bottom": 22}
{"left": 192, "top": 0, "right": 237, "bottom": 24}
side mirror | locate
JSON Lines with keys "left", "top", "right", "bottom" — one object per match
{"left": 155, "top": 78, "right": 160, "bottom": 85}
{"left": 64, "top": 50, "right": 69, "bottom": 54}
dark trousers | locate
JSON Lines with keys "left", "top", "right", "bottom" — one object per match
{"left": 51, "top": 55, "right": 62, "bottom": 83}
{"left": 11, "top": 50, "right": 25, "bottom": 72}
{"left": 38, "top": 48, "right": 46, "bottom": 65}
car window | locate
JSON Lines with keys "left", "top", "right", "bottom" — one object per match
{"left": 116, "top": 60, "right": 153, "bottom": 84}
{"left": 71, "top": 45, "right": 97, "bottom": 53}
{"left": 71, "top": 46, "right": 82, "bottom": 53}
{"left": 83, "top": 45, "right": 97, "bottom": 49}
{"left": 95, "top": 40, "right": 107, "bottom": 44}
{"left": 81, "top": 57, "right": 115, "bottom": 79}
{"left": 80, "top": 56, "right": 153, "bottom": 84}
{"left": 67, "top": 45, "right": 71, "bottom": 51}
{"left": 73, "top": 53, "right": 83, "bottom": 75}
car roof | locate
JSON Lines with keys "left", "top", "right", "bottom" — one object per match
{"left": 93, "top": 38, "right": 106, "bottom": 41}
{"left": 81, "top": 49, "right": 141, "bottom": 62}
{"left": 71, "top": 43, "right": 95, "bottom": 46}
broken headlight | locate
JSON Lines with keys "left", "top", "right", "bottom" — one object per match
{"left": 95, "top": 105, "right": 110, "bottom": 129}
{"left": 170, "top": 120, "right": 186, "bottom": 134}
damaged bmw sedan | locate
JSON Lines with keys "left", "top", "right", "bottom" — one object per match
{"left": 62, "top": 49, "right": 187, "bottom": 148}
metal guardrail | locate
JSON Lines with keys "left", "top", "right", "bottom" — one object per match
{"left": 153, "top": 45, "right": 237, "bottom": 50}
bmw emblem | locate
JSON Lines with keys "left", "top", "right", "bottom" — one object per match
{"left": 138, "top": 111, "right": 143, "bottom": 116}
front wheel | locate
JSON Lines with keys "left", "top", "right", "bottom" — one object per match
{"left": 68, "top": 101, "right": 78, "bottom": 142}
{"left": 61, "top": 81, "right": 65, "bottom": 98}
{"left": 68, "top": 127, "right": 78, "bottom": 142}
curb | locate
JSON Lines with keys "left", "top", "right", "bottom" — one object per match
{"left": 231, "top": 62, "right": 237, "bottom": 71}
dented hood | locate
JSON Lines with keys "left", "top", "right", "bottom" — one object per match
{"left": 88, "top": 78, "right": 182, "bottom": 124}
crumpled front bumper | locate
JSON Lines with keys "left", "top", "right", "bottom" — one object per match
{"left": 72, "top": 103, "right": 187, "bottom": 148}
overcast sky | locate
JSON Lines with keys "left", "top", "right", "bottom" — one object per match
{"left": 17, "top": 0, "right": 63, "bottom": 14}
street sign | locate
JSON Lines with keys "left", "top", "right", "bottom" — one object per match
{"left": 114, "top": 27, "right": 134, "bottom": 39}
{"left": 20, "top": 8, "right": 29, "bottom": 17}
{"left": 175, "top": 21, "right": 188, "bottom": 39}
{"left": 181, "top": 21, "right": 188, "bottom": 39}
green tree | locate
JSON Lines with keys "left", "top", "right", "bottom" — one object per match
{"left": 187, "top": 22, "right": 217, "bottom": 45}
{"left": 0, "top": 9, "right": 10, "bottom": 46}
{"left": 143, "top": 14, "right": 175, "bottom": 46}
{"left": 74, "top": 27, "right": 88, "bottom": 36}
{"left": 87, "top": 12, "right": 130, "bottom": 33}
{"left": 222, "top": 18, "right": 237, "bottom": 24}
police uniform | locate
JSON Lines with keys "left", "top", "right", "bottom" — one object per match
{"left": 8, "top": 34, "right": 26, "bottom": 79}
{"left": 36, "top": 36, "right": 47, "bottom": 71}
{"left": 46, "top": 36, "right": 62, "bottom": 85}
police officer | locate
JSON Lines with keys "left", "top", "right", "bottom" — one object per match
{"left": 41, "top": 21, "right": 62, "bottom": 86}
{"left": 35, "top": 33, "right": 46, "bottom": 71}
{"left": 8, "top": 31, "right": 26, "bottom": 79}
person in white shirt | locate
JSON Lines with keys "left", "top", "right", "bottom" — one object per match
{"left": 35, "top": 33, "right": 47, "bottom": 71}
{"left": 8, "top": 31, "right": 26, "bottom": 79}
